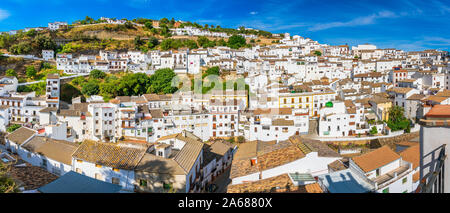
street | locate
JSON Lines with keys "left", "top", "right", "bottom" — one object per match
{"left": 211, "top": 167, "right": 231, "bottom": 193}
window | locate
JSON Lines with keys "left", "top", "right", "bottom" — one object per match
{"left": 376, "top": 169, "right": 380, "bottom": 177}
{"left": 402, "top": 177, "right": 407, "bottom": 184}
{"left": 140, "top": 179, "right": 147, "bottom": 187}
{"left": 112, "top": 177, "right": 120, "bottom": 185}
{"left": 382, "top": 188, "right": 389, "bottom": 193}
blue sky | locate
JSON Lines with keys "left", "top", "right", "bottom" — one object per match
{"left": 0, "top": 0, "right": 449, "bottom": 51}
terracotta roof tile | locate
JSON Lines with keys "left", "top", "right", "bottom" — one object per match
{"left": 6, "top": 127, "right": 36, "bottom": 145}
{"left": 425, "top": 105, "right": 450, "bottom": 118}
{"left": 399, "top": 144, "right": 419, "bottom": 169}
{"left": 72, "top": 140, "right": 146, "bottom": 170}
{"left": 352, "top": 146, "right": 400, "bottom": 173}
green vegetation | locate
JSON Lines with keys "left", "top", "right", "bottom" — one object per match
{"left": 0, "top": 163, "right": 19, "bottom": 193}
{"left": 144, "top": 21, "right": 153, "bottom": 30}
{"left": 370, "top": 126, "right": 378, "bottom": 135}
{"left": 227, "top": 35, "right": 246, "bottom": 49}
{"left": 190, "top": 67, "right": 249, "bottom": 94}
{"left": 202, "top": 66, "right": 220, "bottom": 78}
{"left": 134, "top": 36, "right": 159, "bottom": 52}
{"left": 147, "top": 68, "right": 178, "bottom": 94}
{"left": 71, "top": 68, "right": 179, "bottom": 101}
{"left": 81, "top": 79, "right": 100, "bottom": 96}
{"left": 25, "top": 66, "right": 37, "bottom": 79}
{"left": 313, "top": 50, "right": 322, "bottom": 56}
{"left": 160, "top": 39, "right": 198, "bottom": 50}
{"left": 74, "top": 16, "right": 107, "bottom": 25}
{"left": 5, "top": 69, "right": 17, "bottom": 77}
{"left": 180, "top": 22, "right": 272, "bottom": 38}
{"left": 197, "top": 36, "right": 227, "bottom": 48}
{"left": 7, "top": 124, "right": 22, "bottom": 133}
{"left": 386, "top": 105, "right": 411, "bottom": 131}
{"left": 0, "top": 32, "right": 57, "bottom": 56}
{"left": 60, "top": 83, "right": 82, "bottom": 103}
{"left": 89, "top": 69, "right": 106, "bottom": 79}
{"left": 17, "top": 82, "right": 46, "bottom": 95}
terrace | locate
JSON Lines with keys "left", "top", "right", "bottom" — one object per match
{"left": 372, "top": 163, "right": 411, "bottom": 188}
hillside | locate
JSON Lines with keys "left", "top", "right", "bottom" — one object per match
{"left": 1, "top": 17, "right": 280, "bottom": 57}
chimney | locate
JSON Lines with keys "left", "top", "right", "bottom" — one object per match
{"left": 250, "top": 157, "right": 257, "bottom": 166}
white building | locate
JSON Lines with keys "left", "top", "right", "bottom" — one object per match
{"left": 42, "top": 50, "right": 54, "bottom": 61}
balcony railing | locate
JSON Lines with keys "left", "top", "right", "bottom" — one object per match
{"left": 416, "top": 144, "right": 446, "bottom": 193}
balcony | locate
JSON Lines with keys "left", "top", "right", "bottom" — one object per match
{"left": 121, "top": 125, "right": 135, "bottom": 128}
{"left": 373, "top": 164, "right": 411, "bottom": 188}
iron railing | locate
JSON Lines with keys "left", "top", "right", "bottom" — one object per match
{"left": 416, "top": 144, "right": 446, "bottom": 193}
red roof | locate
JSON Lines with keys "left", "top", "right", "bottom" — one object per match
{"left": 425, "top": 105, "right": 450, "bottom": 118}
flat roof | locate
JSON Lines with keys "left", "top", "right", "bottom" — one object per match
{"left": 38, "top": 171, "right": 122, "bottom": 193}
{"left": 318, "top": 169, "right": 374, "bottom": 193}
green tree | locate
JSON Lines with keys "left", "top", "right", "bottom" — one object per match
{"left": 387, "top": 105, "right": 410, "bottom": 131}
{"left": 81, "top": 80, "right": 100, "bottom": 96}
{"left": 160, "top": 18, "right": 169, "bottom": 25}
{"left": 9, "top": 41, "right": 32, "bottom": 55}
{"left": 34, "top": 35, "right": 56, "bottom": 51}
{"left": 217, "top": 38, "right": 227, "bottom": 46}
{"left": 90, "top": 69, "right": 106, "bottom": 79}
{"left": 144, "top": 21, "right": 153, "bottom": 30}
{"left": 117, "top": 73, "right": 151, "bottom": 96}
{"left": 25, "top": 29, "right": 37, "bottom": 37}
{"left": 5, "top": 69, "right": 17, "bottom": 77}
{"left": 71, "top": 76, "right": 87, "bottom": 86}
{"left": 60, "top": 83, "right": 82, "bottom": 103}
{"left": 147, "top": 68, "right": 178, "bottom": 94}
{"left": 227, "top": 35, "right": 246, "bottom": 49}
{"left": 147, "top": 37, "right": 159, "bottom": 49}
{"left": 100, "top": 77, "right": 120, "bottom": 101}
{"left": 25, "top": 66, "right": 37, "bottom": 79}
{"left": 197, "top": 36, "right": 210, "bottom": 47}
{"left": 184, "top": 39, "right": 198, "bottom": 49}
{"left": 134, "top": 36, "right": 145, "bottom": 48}
{"left": 7, "top": 124, "right": 22, "bottom": 133}
{"left": 313, "top": 50, "right": 322, "bottom": 56}
{"left": 370, "top": 126, "right": 378, "bottom": 135}
{"left": 124, "top": 21, "right": 134, "bottom": 29}
{"left": 203, "top": 66, "right": 220, "bottom": 78}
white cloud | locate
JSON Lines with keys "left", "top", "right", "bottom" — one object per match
{"left": 308, "top": 11, "right": 398, "bottom": 31}
{"left": 0, "top": 9, "right": 10, "bottom": 21}
{"left": 250, "top": 11, "right": 258, "bottom": 15}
